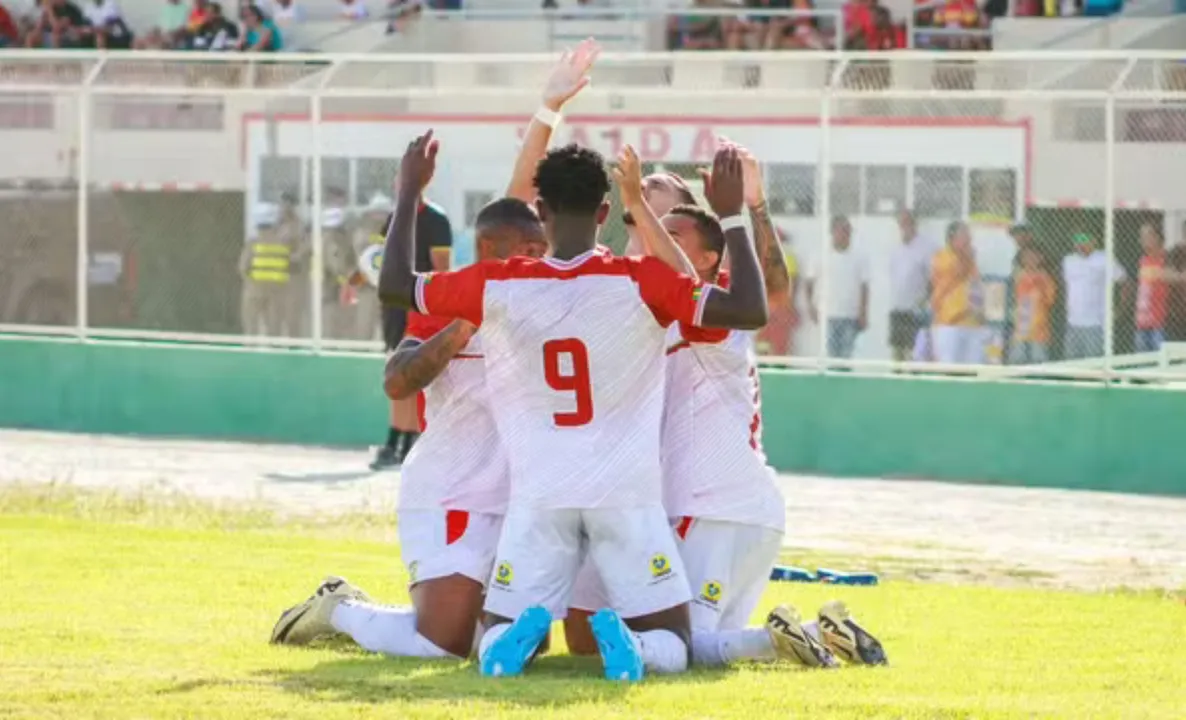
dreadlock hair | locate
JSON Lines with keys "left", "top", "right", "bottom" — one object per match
{"left": 669, "top": 204, "right": 725, "bottom": 272}
{"left": 533, "top": 144, "right": 611, "bottom": 216}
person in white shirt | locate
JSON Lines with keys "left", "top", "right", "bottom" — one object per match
{"left": 807, "top": 215, "right": 870, "bottom": 359}
{"left": 80, "top": 0, "right": 130, "bottom": 48}
{"left": 887, "top": 210, "right": 933, "bottom": 362}
{"left": 268, "top": 0, "right": 302, "bottom": 22}
{"left": 1061, "top": 232, "right": 1128, "bottom": 360}
{"left": 339, "top": 0, "right": 367, "bottom": 19}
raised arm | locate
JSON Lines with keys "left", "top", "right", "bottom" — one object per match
{"left": 384, "top": 320, "right": 476, "bottom": 400}
{"left": 739, "top": 148, "right": 791, "bottom": 305}
{"left": 613, "top": 144, "right": 697, "bottom": 277}
{"left": 505, "top": 38, "right": 600, "bottom": 203}
{"left": 378, "top": 131, "right": 438, "bottom": 309}
{"left": 698, "top": 144, "right": 769, "bottom": 330}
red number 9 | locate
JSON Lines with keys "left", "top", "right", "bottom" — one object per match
{"left": 543, "top": 338, "right": 594, "bottom": 427}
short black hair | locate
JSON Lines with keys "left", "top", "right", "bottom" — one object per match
{"left": 669, "top": 204, "right": 725, "bottom": 269}
{"left": 533, "top": 144, "right": 610, "bottom": 216}
{"left": 475, "top": 197, "right": 540, "bottom": 233}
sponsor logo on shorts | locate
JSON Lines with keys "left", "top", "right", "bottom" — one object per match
{"left": 650, "top": 553, "right": 672, "bottom": 580}
{"left": 699, "top": 580, "right": 723, "bottom": 606}
{"left": 494, "top": 561, "right": 513, "bottom": 588}
{"left": 407, "top": 561, "right": 418, "bottom": 584}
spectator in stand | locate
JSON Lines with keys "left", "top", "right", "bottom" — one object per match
{"left": 386, "top": 0, "right": 421, "bottom": 34}
{"left": 268, "top": 0, "right": 302, "bottom": 22}
{"left": 841, "top": 0, "right": 875, "bottom": 48}
{"left": 1134, "top": 223, "right": 1174, "bottom": 353}
{"left": 668, "top": 0, "right": 723, "bottom": 49}
{"left": 78, "top": 0, "right": 132, "bottom": 48}
{"left": 0, "top": 2, "right": 20, "bottom": 46}
{"left": 739, "top": 0, "right": 788, "bottom": 50}
{"left": 338, "top": 0, "right": 367, "bottom": 19}
{"left": 237, "top": 3, "right": 280, "bottom": 51}
{"left": 867, "top": 5, "right": 904, "bottom": 48}
{"left": 807, "top": 215, "right": 870, "bottom": 360}
{"left": 160, "top": 0, "right": 187, "bottom": 35}
{"left": 931, "top": 221, "right": 985, "bottom": 364}
{"left": 888, "top": 210, "right": 934, "bottom": 363}
{"left": 1061, "top": 232, "right": 1127, "bottom": 360}
{"left": 191, "top": 1, "right": 237, "bottom": 49}
{"left": 785, "top": 0, "right": 831, "bottom": 48}
{"left": 1167, "top": 222, "right": 1186, "bottom": 343}
{"left": 26, "top": 0, "right": 86, "bottom": 47}
{"left": 1008, "top": 246, "right": 1057, "bottom": 364}
{"left": 931, "top": 0, "right": 984, "bottom": 49}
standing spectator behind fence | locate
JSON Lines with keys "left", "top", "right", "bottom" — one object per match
{"left": 930, "top": 221, "right": 984, "bottom": 364}
{"left": 1133, "top": 223, "right": 1185, "bottom": 354}
{"left": 1061, "top": 232, "right": 1127, "bottom": 360}
{"left": 26, "top": 0, "right": 86, "bottom": 48}
{"left": 888, "top": 210, "right": 933, "bottom": 363}
{"left": 1167, "top": 221, "right": 1186, "bottom": 343}
{"left": 807, "top": 215, "right": 869, "bottom": 359}
{"left": 1009, "top": 246, "right": 1056, "bottom": 364}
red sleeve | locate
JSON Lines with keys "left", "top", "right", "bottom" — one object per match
{"left": 404, "top": 311, "right": 453, "bottom": 342}
{"left": 414, "top": 262, "right": 489, "bottom": 327}
{"left": 628, "top": 255, "right": 714, "bottom": 329}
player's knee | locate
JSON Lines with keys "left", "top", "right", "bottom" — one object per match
{"left": 563, "top": 611, "right": 599, "bottom": 656}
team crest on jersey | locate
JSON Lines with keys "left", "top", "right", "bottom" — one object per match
{"left": 699, "top": 580, "right": 723, "bottom": 605}
{"left": 494, "top": 561, "right": 513, "bottom": 587}
{"left": 650, "top": 554, "right": 672, "bottom": 579}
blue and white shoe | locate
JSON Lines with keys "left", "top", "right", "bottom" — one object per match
{"left": 589, "top": 608, "right": 645, "bottom": 682}
{"left": 479, "top": 605, "right": 552, "bottom": 678}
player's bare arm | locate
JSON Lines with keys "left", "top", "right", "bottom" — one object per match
{"left": 505, "top": 38, "right": 600, "bottom": 203}
{"left": 384, "top": 320, "right": 477, "bottom": 400}
{"left": 378, "top": 131, "right": 439, "bottom": 309}
{"left": 613, "top": 144, "right": 697, "bottom": 277}
{"left": 740, "top": 148, "right": 791, "bottom": 305}
{"left": 698, "top": 144, "right": 769, "bottom": 330}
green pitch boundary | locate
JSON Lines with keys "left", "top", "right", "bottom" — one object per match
{"left": 1, "top": 335, "right": 1182, "bottom": 496}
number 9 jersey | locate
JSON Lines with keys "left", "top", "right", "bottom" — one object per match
{"left": 414, "top": 249, "right": 716, "bottom": 510}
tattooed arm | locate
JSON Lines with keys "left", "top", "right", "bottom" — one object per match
{"left": 383, "top": 320, "right": 476, "bottom": 401}
{"left": 740, "top": 149, "right": 791, "bottom": 306}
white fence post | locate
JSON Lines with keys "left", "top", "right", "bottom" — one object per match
{"left": 75, "top": 87, "right": 90, "bottom": 341}
{"left": 1103, "top": 91, "right": 1116, "bottom": 378}
{"left": 311, "top": 92, "right": 324, "bottom": 355}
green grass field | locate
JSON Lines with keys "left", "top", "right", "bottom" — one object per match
{"left": 3, "top": 484, "right": 1185, "bottom": 720}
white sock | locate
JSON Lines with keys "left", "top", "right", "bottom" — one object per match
{"left": 633, "top": 629, "right": 688, "bottom": 674}
{"left": 330, "top": 600, "right": 455, "bottom": 658}
{"left": 802, "top": 620, "right": 822, "bottom": 643}
{"left": 477, "top": 622, "right": 509, "bottom": 662}
{"left": 691, "top": 628, "right": 777, "bottom": 666}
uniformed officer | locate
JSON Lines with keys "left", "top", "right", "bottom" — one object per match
{"left": 239, "top": 202, "right": 294, "bottom": 337}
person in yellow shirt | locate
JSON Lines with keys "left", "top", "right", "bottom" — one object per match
{"left": 1007, "top": 246, "right": 1056, "bottom": 364}
{"left": 930, "top": 221, "right": 984, "bottom": 364}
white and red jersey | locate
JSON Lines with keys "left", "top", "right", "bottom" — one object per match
{"left": 397, "top": 312, "right": 510, "bottom": 515}
{"left": 661, "top": 273, "right": 785, "bottom": 532}
{"left": 414, "top": 249, "right": 715, "bottom": 509}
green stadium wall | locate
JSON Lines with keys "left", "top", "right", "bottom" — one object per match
{"left": 1, "top": 337, "right": 1182, "bottom": 496}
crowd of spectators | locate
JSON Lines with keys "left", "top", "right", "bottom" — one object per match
{"left": 666, "top": 0, "right": 906, "bottom": 51}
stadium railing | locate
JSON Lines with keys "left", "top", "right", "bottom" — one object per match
{"left": 2, "top": 49, "right": 1186, "bottom": 386}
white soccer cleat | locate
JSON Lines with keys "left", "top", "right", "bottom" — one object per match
{"left": 765, "top": 604, "right": 839, "bottom": 668}
{"left": 270, "top": 576, "right": 371, "bottom": 646}
{"left": 818, "top": 600, "right": 888, "bottom": 666}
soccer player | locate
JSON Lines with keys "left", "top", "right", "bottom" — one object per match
{"left": 377, "top": 132, "right": 768, "bottom": 682}
{"left": 564, "top": 145, "right": 886, "bottom": 669}
{"left": 269, "top": 198, "right": 547, "bottom": 658}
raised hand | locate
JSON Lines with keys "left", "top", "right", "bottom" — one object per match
{"left": 700, "top": 140, "right": 745, "bottom": 218}
{"left": 738, "top": 146, "right": 766, "bottom": 209}
{"left": 612, "top": 144, "right": 645, "bottom": 210}
{"left": 398, "top": 130, "right": 439, "bottom": 198}
{"left": 542, "top": 37, "right": 601, "bottom": 112}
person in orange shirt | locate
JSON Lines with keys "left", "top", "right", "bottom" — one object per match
{"left": 930, "top": 221, "right": 984, "bottom": 364}
{"left": 1135, "top": 223, "right": 1174, "bottom": 353}
{"left": 1007, "top": 247, "right": 1056, "bottom": 364}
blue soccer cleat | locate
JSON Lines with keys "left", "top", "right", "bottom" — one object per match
{"left": 479, "top": 605, "right": 552, "bottom": 678}
{"left": 589, "top": 608, "right": 644, "bottom": 682}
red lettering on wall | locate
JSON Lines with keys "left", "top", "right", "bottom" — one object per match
{"left": 516, "top": 124, "right": 717, "bottom": 163}
{"left": 638, "top": 127, "right": 671, "bottom": 161}
{"left": 690, "top": 127, "right": 717, "bottom": 162}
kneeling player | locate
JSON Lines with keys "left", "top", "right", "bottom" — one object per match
{"left": 565, "top": 145, "right": 886, "bottom": 669}
{"left": 270, "top": 198, "right": 548, "bottom": 659}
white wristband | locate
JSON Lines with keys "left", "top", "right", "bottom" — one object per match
{"left": 533, "top": 106, "right": 561, "bottom": 129}
{"left": 719, "top": 215, "right": 745, "bottom": 232}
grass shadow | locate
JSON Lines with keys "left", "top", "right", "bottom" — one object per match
{"left": 257, "top": 652, "right": 736, "bottom": 707}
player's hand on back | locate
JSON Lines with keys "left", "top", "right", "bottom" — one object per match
{"left": 612, "top": 144, "right": 645, "bottom": 210}
{"left": 542, "top": 37, "right": 601, "bottom": 112}
{"left": 699, "top": 140, "right": 744, "bottom": 219}
{"left": 398, "top": 130, "right": 439, "bottom": 198}
{"left": 738, "top": 146, "right": 766, "bottom": 209}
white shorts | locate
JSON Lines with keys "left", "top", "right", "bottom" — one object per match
{"left": 397, "top": 509, "right": 503, "bottom": 588}
{"left": 571, "top": 517, "right": 783, "bottom": 632}
{"left": 484, "top": 504, "right": 691, "bottom": 621}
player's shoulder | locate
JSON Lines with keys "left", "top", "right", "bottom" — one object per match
{"left": 405, "top": 310, "right": 452, "bottom": 341}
